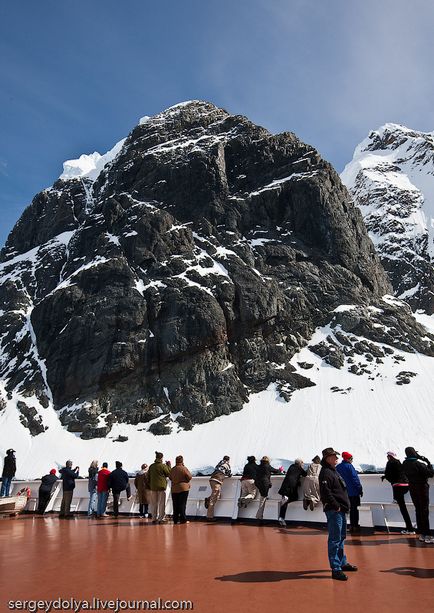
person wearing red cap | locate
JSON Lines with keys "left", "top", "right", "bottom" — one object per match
{"left": 37, "top": 469, "right": 58, "bottom": 514}
{"left": 336, "top": 452, "right": 363, "bottom": 533}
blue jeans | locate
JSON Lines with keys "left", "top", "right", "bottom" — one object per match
{"left": 0, "top": 477, "right": 12, "bottom": 497}
{"left": 97, "top": 491, "right": 109, "bottom": 516}
{"left": 325, "top": 510, "right": 348, "bottom": 570}
{"left": 88, "top": 490, "right": 98, "bottom": 515}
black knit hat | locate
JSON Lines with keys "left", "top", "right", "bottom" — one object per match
{"left": 405, "top": 447, "right": 418, "bottom": 457}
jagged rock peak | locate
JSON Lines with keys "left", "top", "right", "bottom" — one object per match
{"left": 341, "top": 123, "right": 434, "bottom": 314}
{"left": 1, "top": 101, "right": 399, "bottom": 440}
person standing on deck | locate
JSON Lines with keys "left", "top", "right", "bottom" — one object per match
{"left": 336, "top": 452, "right": 363, "bottom": 533}
{"left": 238, "top": 456, "right": 258, "bottom": 509}
{"left": 97, "top": 462, "right": 111, "bottom": 518}
{"left": 169, "top": 455, "right": 192, "bottom": 524}
{"left": 381, "top": 451, "right": 415, "bottom": 534}
{"left": 148, "top": 452, "right": 171, "bottom": 523}
{"left": 134, "top": 463, "right": 150, "bottom": 518}
{"left": 1, "top": 449, "right": 16, "bottom": 497}
{"left": 59, "top": 461, "right": 79, "bottom": 518}
{"left": 87, "top": 460, "right": 98, "bottom": 517}
{"left": 108, "top": 461, "right": 131, "bottom": 518}
{"left": 302, "top": 455, "right": 321, "bottom": 511}
{"left": 402, "top": 447, "right": 434, "bottom": 544}
{"left": 37, "top": 469, "right": 58, "bottom": 514}
{"left": 319, "top": 447, "right": 358, "bottom": 581}
{"left": 205, "top": 455, "right": 232, "bottom": 522}
{"left": 278, "top": 458, "right": 306, "bottom": 526}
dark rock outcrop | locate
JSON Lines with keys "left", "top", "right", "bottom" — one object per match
{"left": 1, "top": 101, "right": 410, "bottom": 438}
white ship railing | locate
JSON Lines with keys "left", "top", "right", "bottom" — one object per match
{"left": 5, "top": 475, "right": 434, "bottom": 529}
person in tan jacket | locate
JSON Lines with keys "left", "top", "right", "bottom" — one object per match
{"left": 169, "top": 456, "right": 192, "bottom": 524}
{"left": 134, "top": 463, "right": 150, "bottom": 518}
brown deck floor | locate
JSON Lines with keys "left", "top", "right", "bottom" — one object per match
{"left": 1, "top": 516, "right": 433, "bottom": 613}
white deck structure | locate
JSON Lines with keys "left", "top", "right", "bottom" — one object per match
{"left": 6, "top": 475, "right": 434, "bottom": 531}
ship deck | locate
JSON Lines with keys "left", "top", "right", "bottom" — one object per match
{"left": 1, "top": 515, "right": 433, "bottom": 613}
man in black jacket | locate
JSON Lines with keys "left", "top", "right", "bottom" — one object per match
{"left": 381, "top": 451, "right": 414, "bottom": 534}
{"left": 319, "top": 447, "right": 358, "bottom": 581}
{"left": 1, "top": 449, "right": 16, "bottom": 497}
{"left": 402, "top": 447, "right": 434, "bottom": 544}
{"left": 108, "top": 461, "right": 132, "bottom": 517}
{"left": 59, "top": 461, "right": 79, "bottom": 518}
{"left": 238, "top": 456, "right": 258, "bottom": 509}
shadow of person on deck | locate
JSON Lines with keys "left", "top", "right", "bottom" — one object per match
{"left": 346, "top": 537, "right": 421, "bottom": 547}
{"left": 381, "top": 567, "right": 434, "bottom": 579}
{"left": 215, "top": 570, "right": 329, "bottom": 582}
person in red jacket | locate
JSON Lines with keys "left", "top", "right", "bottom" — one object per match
{"left": 97, "top": 462, "right": 111, "bottom": 518}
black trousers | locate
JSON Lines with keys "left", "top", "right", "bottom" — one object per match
{"left": 172, "top": 491, "right": 189, "bottom": 523}
{"left": 139, "top": 503, "right": 149, "bottom": 516}
{"left": 349, "top": 495, "right": 360, "bottom": 528}
{"left": 279, "top": 501, "right": 290, "bottom": 519}
{"left": 37, "top": 491, "right": 51, "bottom": 514}
{"left": 392, "top": 485, "right": 413, "bottom": 530}
{"left": 409, "top": 483, "right": 430, "bottom": 535}
{"left": 113, "top": 492, "right": 121, "bottom": 517}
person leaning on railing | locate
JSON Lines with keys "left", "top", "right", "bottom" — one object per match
{"left": 254, "top": 456, "right": 281, "bottom": 524}
{"left": 381, "top": 451, "right": 414, "bottom": 534}
{"left": 37, "top": 469, "right": 58, "bottom": 514}
{"left": 402, "top": 447, "right": 434, "bottom": 544}
{"left": 205, "top": 455, "right": 231, "bottom": 522}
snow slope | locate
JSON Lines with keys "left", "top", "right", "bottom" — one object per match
{"left": 2, "top": 309, "right": 433, "bottom": 478}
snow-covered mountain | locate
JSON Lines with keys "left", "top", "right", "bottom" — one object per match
{"left": 1, "top": 103, "right": 434, "bottom": 476}
{"left": 341, "top": 123, "right": 434, "bottom": 314}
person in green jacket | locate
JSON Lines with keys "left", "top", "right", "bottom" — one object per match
{"left": 148, "top": 451, "right": 171, "bottom": 523}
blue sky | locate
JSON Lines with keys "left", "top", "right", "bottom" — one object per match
{"left": 1, "top": 0, "right": 434, "bottom": 247}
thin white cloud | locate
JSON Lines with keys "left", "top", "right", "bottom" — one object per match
{"left": 0, "top": 159, "right": 8, "bottom": 177}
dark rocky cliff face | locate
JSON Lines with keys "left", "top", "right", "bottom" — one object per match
{"left": 3, "top": 101, "right": 431, "bottom": 440}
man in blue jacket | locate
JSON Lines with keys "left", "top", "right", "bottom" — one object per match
{"left": 337, "top": 452, "right": 363, "bottom": 533}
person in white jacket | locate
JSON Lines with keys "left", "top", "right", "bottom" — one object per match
{"left": 302, "top": 455, "right": 321, "bottom": 511}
